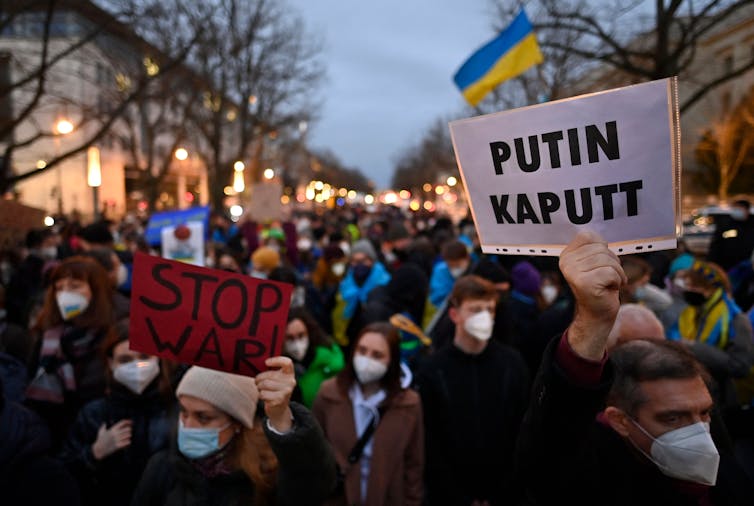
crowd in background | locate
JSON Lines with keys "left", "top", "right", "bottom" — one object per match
{"left": 2, "top": 199, "right": 754, "bottom": 505}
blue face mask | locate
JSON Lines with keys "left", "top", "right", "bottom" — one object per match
{"left": 177, "top": 420, "right": 232, "bottom": 460}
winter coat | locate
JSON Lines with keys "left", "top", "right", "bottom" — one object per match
{"left": 515, "top": 335, "right": 754, "bottom": 505}
{"left": 130, "top": 402, "right": 336, "bottom": 506}
{"left": 59, "top": 383, "right": 171, "bottom": 506}
{"left": 416, "top": 340, "right": 530, "bottom": 505}
{"left": 0, "top": 395, "right": 81, "bottom": 506}
{"left": 26, "top": 324, "right": 110, "bottom": 449}
{"left": 312, "top": 378, "right": 424, "bottom": 506}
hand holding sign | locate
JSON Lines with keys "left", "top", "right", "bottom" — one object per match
{"left": 256, "top": 356, "right": 296, "bottom": 433}
{"left": 560, "top": 230, "right": 626, "bottom": 361}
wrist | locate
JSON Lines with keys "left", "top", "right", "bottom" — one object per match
{"left": 91, "top": 442, "right": 104, "bottom": 461}
{"left": 568, "top": 310, "right": 615, "bottom": 361}
{"left": 267, "top": 407, "right": 294, "bottom": 434}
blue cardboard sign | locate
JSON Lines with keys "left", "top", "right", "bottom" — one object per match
{"left": 144, "top": 206, "right": 210, "bottom": 246}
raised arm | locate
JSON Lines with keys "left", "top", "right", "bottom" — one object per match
{"left": 559, "top": 231, "right": 626, "bottom": 361}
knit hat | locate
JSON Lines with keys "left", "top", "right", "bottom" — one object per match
{"left": 668, "top": 253, "right": 694, "bottom": 277}
{"left": 251, "top": 246, "right": 281, "bottom": 272}
{"left": 511, "top": 261, "right": 542, "bottom": 296}
{"left": 176, "top": 366, "right": 259, "bottom": 429}
{"left": 350, "top": 239, "right": 377, "bottom": 261}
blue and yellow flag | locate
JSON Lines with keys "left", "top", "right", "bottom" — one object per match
{"left": 453, "top": 9, "right": 543, "bottom": 106}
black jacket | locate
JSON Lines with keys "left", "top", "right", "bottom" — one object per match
{"left": 416, "top": 341, "right": 530, "bottom": 505}
{"left": 130, "top": 402, "right": 337, "bottom": 506}
{"left": 0, "top": 394, "right": 81, "bottom": 506}
{"left": 515, "top": 336, "right": 754, "bottom": 505}
{"left": 59, "top": 383, "right": 171, "bottom": 506}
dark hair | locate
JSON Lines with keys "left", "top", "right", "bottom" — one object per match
{"left": 607, "top": 339, "right": 711, "bottom": 416}
{"left": 336, "top": 322, "right": 402, "bottom": 401}
{"left": 621, "top": 255, "right": 652, "bottom": 285}
{"left": 449, "top": 275, "right": 498, "bottom": 308}
{"left": 286, "top": 306, "right": 330, "bottom": 348}
{"left": 35, "top": 256, "right": 114, "bottom": 334}
{"left": 26, "top": 228, "right": 53, "bottom": 249}
{"left": 81, "top": 248, "right": 115, "bottom": 273}
{"left": 441, "top": 240, "right": 469, "bottom": 261}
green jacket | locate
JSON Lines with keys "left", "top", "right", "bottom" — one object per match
{"left": 299, "top": 344, "right": 344, "bottom": 408}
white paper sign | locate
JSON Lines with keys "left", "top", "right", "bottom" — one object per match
{"left": 161, "top": 222, "right": 205, "bottom": 266}
{"left": 449, "top": 78, "right": 681, "bottom": 256}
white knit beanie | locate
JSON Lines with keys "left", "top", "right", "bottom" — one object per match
{"left": 176, "top": 366, "right": 259, "bottom": 429}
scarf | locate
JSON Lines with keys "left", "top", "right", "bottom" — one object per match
{"left": 339, "top": 262, "right": 391, "bottom": 319}
{"left": 675, "top": 288, "right": 740, "bottom": 348}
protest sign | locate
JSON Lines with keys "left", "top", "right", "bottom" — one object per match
{"left": 144, "top": 205, "right": 210, "bottom": 246}
{"left": 449, "top": 77, "right": 681, "bottom": 256}
{"left": 247, "top": 182, "right": 283, "bottom": 222}
{"left": 161, "top": 222, "right": 205, "bottom": 266}
{"left": 129, "top": 252, "right": 293, "bottom": 376}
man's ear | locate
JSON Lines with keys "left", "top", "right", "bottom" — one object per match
{"left": 449, "top": 306, "right": 459, "bottom": 325}
{"left": 604, "top": 406, "right": 631, "bottom": 437}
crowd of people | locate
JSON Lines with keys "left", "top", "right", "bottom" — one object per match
{"left": 2, "top": 200, "right": 754, "bottom": 505}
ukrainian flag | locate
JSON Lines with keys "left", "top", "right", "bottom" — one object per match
{"left": 453, "top": 9, "right": 543, "bottom": 106}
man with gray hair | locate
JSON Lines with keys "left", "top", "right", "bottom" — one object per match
{"left": 515, "top": 231, "right": 752, "bottom": 505}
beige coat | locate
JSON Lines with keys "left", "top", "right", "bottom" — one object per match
{"left": 312, "top": 378, "right": 424, "bottom": 506}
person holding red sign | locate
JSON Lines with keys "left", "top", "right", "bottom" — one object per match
{"left": 131, "top": 356, "right": 337, "bottom": 506}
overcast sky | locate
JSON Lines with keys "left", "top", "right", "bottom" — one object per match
{"left": 287, "top": 0, "right": 498, "bottom": 190}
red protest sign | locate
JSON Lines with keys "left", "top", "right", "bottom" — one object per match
{"left": 129, "top": 252, "right": 292, "bottom": 376}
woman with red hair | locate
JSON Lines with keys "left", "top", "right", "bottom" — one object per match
{"left": 26, "top": 255, "right": 117, "bottom": 448}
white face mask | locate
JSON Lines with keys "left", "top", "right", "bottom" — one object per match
{"left": 113, "top": 358, "right": 160, "bottom": 394}
{"left": 250, "top": 269, "right": 268, "bottom": 279}
{"left": 41, "top": 246, "right": 58, "bottom": 260}
{"left": 463, "top": 310, "right": 494, "bottom": 341}
{"left": 116, "top": 263, "right": 129, "bottom": 286}
{"left": 339, "top": 242, "right": 351, "bottom": 256}
{"left": 291, "top": 286, "right": 306, "bottom": 307}
{"left": 297, "top": 238, "right": 312, "bottom": 251}
{"left": 449, "top": 266, "right": 467, "bottom": 279}
{"left": 56, "top": 290, "right": 90, "bottom": 320}
{"left": 331, "top": 262, "right": 346, "bottom": 277}
{"left": 631, "top": 420, "right": 720, "bottom": 485}
{"left": 353, "top": 354, "right": 388, "bottom": 384}
{"left": 541, "top": 285, "right": 558, "bottom": 305}
{"left": 285, "top": 338, "right": 309, "bottom": 362}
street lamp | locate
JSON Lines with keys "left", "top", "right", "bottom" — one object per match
{"left": 233, "top": 160, "right": 245, "bottom": 193}
{"left": 87, "top": 146, "right": 101, "bottom": 220}
{"left": 55, "top": 119, "right": 74, "bottom": 135}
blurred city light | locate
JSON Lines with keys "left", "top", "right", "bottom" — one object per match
{"left": 174, "top": 148, "right": 188, "bottom": 160}
{"left": 87, "top": 147, "right": 101, "bottom": 187}
{"left": 447, "top": 176, "right": 458, "bottom": 186}
{"left": 55, "top": 119, "right": 74, "bottom": 135}
{"left": 263, "top": 168, "right": 275, "bottom": 180}
{"left": 230, "top": 205, "right": 243, "bottom": 218}
{"left": 44, "top": 216, "right": 55, "bottom": 226}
